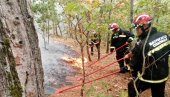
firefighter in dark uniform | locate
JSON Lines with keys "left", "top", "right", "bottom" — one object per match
{"left": 125, "top": 14, "right": 170, "bottom": 97}
{"left": 89, "top": 30, "right": 101, "bottom": 59}
{"left": 109, "top": 23, "right": 134, "bottom": 73}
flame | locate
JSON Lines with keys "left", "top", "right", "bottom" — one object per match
{"left": 62, "top": 54, "right": 87, "bottom": 69}
{"left": 86, "top": 0, "right": 93, "bottom": 3}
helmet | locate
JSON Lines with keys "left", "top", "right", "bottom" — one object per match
{"left": 109, "top": 23, "right": 119, "bottom": 31}
{"left": 133, "top": 14, "right": 152, "bottom": 28}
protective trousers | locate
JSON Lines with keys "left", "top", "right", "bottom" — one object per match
{"left": 90, "top": 42, "right": 100, "bottom": 59}
{"left": 128, "top": 79, "right": 166, "bottom": 97}
{"left": 116, "top": 48, "right": 130, "bottom": 68}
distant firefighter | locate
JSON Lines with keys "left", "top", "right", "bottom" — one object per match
{"left": 109, "top": 23, "right": 134, "bottom": 73}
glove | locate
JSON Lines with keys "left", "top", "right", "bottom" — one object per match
{"left": 127, "top": 37, "right": 134, "bottom": 43}
{"left": 125, "top": 46, "right": 129, "bottom": 50}
{"left": 120, "top": 66, "right": 129, "bottom": 73}
{"left": 124, "top": 51, "right": 133, "bottom": 59}
{"left": 126, "top": 64, "right": 131, "bottom": 71}
{"left": 110, "top": 46, "right": 115, "bottom": 52}
{"left": 124, "top": 54, "right": 129, "bottom": 59}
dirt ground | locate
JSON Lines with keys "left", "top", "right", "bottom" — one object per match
{"left": 49, "top": 36, "right": 170, "bottom": 97}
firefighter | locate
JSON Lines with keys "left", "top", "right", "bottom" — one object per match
{"left": 109, "top": 23, "right": 134, "bottom": 73}
{"left": 89, "top": 30, "right": 101, "bottom": 59}
{"left": 125, "top": 14, "right": 170, "bottom": 97}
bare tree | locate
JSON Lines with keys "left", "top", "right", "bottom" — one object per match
{"left": 72, "top": 15, "right": 92, "bottom": 96}
{"left": 74, "top": 16, "right": 86, "bottom": 97}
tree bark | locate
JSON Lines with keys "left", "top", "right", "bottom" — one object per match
{"left": 47, "top": 20, "right": 50, "bottom": 44}
{"left": 0, "top": 0, "right": 44, "bottom": 97}
{"left": 80, "top": 46, "right": 85, "bottom": 97}
{"left": 58, "top": 24, "right": 62, "bottom": 36}
{"left": 106, "top": 32, "right": 110, "bottom": 53}
{"left": 0, "top": 32, "right": 22, "bottom": 97}
{"left": 86, "top": 31, "right": 92, "bottom": 61}
{"left": 130, "top": 0, "right": 134, "bottom": 32}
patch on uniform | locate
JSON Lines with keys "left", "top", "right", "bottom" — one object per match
{"left": 149, "top": 35, "right": 168, "bottom": 47}
{"left": 119, "top": 35, "right": 126, "bottom": 37}
{"left": 113, "top": 36, "right": 118, "bottom": 39}
{"left": 148, "top": 40, "right": 170, "bottom": 56}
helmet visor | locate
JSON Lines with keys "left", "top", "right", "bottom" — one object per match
{"left": 109, "top": 28, "right": 115, "bottom": 31}
{"left": 132, "top": 23, "right": 142, "bottom": 29}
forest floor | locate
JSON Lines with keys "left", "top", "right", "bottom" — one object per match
{"left": 49, "top": 36, "right": 170, "bottom": 97}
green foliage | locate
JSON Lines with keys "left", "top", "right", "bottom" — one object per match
{"left": 65, "top": 2, "right": 78, "bottom": 15}
{"left": 119, "top": 89, "right": 128, "bottom": 97}
{"left": 134, "top": 0, "right": 170, "bottom": 34}
{"left": 85, "top": 81, "right": 112, "bottom": 97}
{"left": 94, "top": 93, "right": 112, "bottom": 97}
{"left": 31, "top": 0, "right": 170, "bottom": 38}
{"left": 9, "top": 84, "right": 22, "bottom": 97}
{"left": 85, "top": 85, "right": 95, "bottom": 96}
{"left": 31, "top": 0, "right": 59, "bottom": 34}
{"left": 100, "top": 3, "right": 113, "bottom": 12}
{"left": 4, "top": 38, "right": 10, "bottom": 48}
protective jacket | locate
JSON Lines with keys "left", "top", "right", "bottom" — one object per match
{"left": 90, "top": 33, "right": 101, "bottom": 44}
{"left": 110, "top": 29, "right": 134, "bottom": 51}
{"left": 131, "top": 27, "right": 170, "bottom": 83}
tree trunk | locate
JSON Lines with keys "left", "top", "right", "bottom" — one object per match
{"left": 97, "top": 44, "right": 101, "bottom": 60}
{"left": 58, "top": 23, "right": 62, "bottom": 36}
{"left": 43, "top": 29, "right": 47, "bottom": 50}
{"left": 0, "top": 33, "right": 22, "bottom": 97}
{"left": 54, "top": 23, "right": 59, "bottom": 36}
{"left": 69, "top": 22, "right": 74, "bottom": 39}
{"left": 106, "top": 1, "right": 112, "bottom": 53}
{"left": 106, "top": 32, "right": 110, "bottom": 53}
{"left": 130, "top": 0, "right": 134, "bottom": 32}
{"left": 86, "top": 31, "right": 92, "bottom": 61}
{"left": 55, "top": 26, "right": 59, "bottom": 36}
{"left": 80, "top": 46, "right": 85, "bottom": 97}
{"left": 47, "top": 20, "right": 50, "bottom": 44}
{"left": 0, "top": 0, "right": 44, "bottom": 97}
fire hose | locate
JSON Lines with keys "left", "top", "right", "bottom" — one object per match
{"left": 55, "top": 43, "right": 130, "bottom": 94}
{"left": 88, "top": 42, "right": 129, "bottom": 67}
{"left": 56, "top": 69, "right": 120, "bottom": 94}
